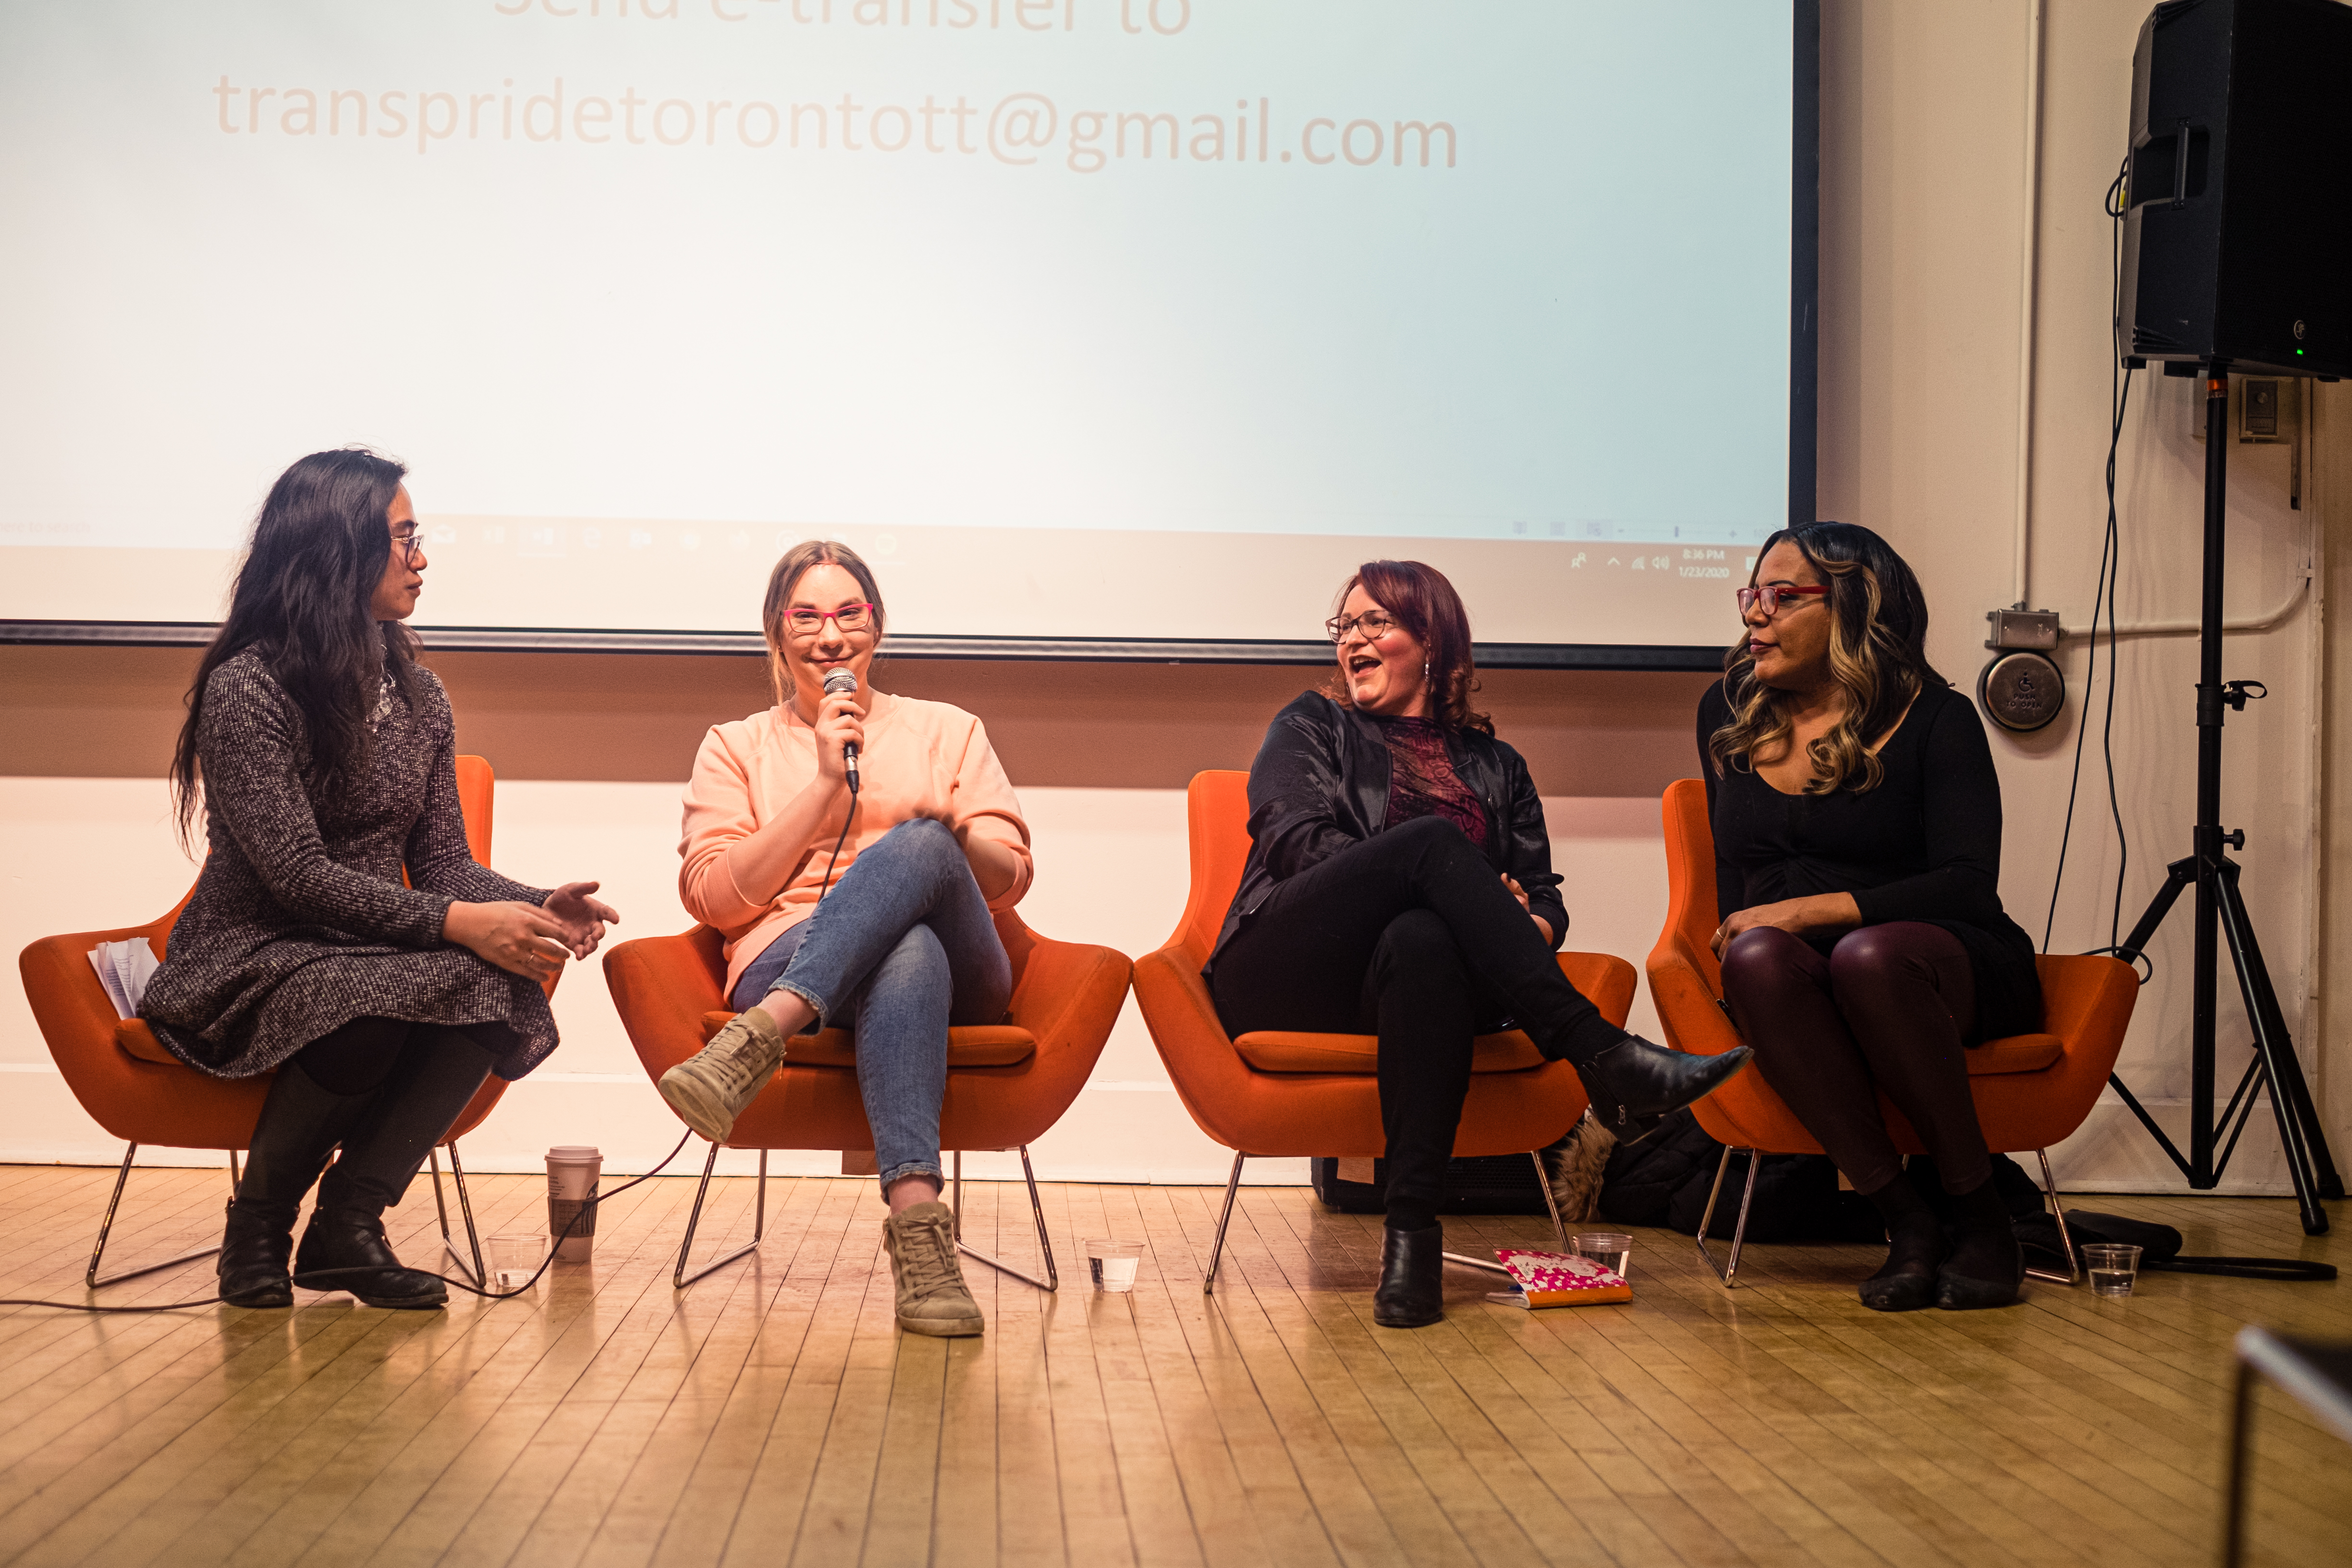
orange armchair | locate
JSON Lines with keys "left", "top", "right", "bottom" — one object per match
{"left": 1647, "top": 777, "right": 2141, "bottom": 1286}
{"left": 603, "top": 909, "right": 1131, "bottom": 1289}
{"left": 1131, "top": 771, "right": 1637, "bottom": 1291}
{"left": 17, "top": 756, "right": 523, "bottom": 1289}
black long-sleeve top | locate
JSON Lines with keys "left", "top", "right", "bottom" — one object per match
{"left": 1206, "top": 692, "right": 1568, "bottom": 973}
{"left": 1698, "top": 680, "right": 2041, "bottom": 1041}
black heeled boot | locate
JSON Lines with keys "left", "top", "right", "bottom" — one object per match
{"left": 219, "top": 1065, "right": 375, "bottom": 1308}
{"left": 294, "top": 1027, "right": 490, "bottom": 1310}
{"left": 1373, "top": 1224, "right": 1446, "bottom": 1328}
{"left": 1568, "top": 1036, "right": 1755, "bottom": 1145}
{"left": 1935, "top": 1178, "right": 2024, "bottom": 1311}
{"left": 1858, "top": 1171, "right": 1942, "bottom": 1312}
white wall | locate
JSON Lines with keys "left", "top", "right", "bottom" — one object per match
{"left": 0, "top": 778, "right": 1665, "bottom": 1183}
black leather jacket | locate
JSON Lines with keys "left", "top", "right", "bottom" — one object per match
{"left": 1205, "top": 692, "right": 1568, "bottom": 974}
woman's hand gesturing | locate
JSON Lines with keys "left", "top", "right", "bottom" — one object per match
{"left": 444, "top": 900, "right": 575, "bottom": 981}
{"left": 544, "top": 881, "right": 620, "bottom": 958}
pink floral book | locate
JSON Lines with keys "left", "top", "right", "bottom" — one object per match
{"left": 1493, "top": 1248, "right": 1632, "bottom": 1307}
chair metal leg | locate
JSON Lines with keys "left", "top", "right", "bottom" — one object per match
{"left": 430, "top": 1144, "right": 489, "bottom": 1287}
{"left": 2223, "top": 1356, "right": 2257, "bottom": 1568}
{"left": 1694, "top": 1146, "right": 1760, "bottom": 1286}
{"left": 674, "top": 1144, "right": 768, "bottom": 1288}
{"left": 2026, "top": 1148, "right": 2082, "bottom": 1286}
{"left": 951, "top": 1148, "right": 1059, "bottom": 1293}
{"left": 85, "top": 1142, "right": 225, "bottom": 1289}
{"left": 1203, "top": 1152, "right": 1245, "bottom": 1294}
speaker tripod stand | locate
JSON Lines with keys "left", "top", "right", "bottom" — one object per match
{"left": 2107, "top": 363, "right": 2343, "bottom": 1236}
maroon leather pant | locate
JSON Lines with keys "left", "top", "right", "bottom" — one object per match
{"left": 1717, "top": 922, "right": 1990, "bottom": 1196}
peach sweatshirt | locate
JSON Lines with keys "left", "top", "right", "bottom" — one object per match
{"left": 679, "top": 691, "right": 1034, "bottom": 998}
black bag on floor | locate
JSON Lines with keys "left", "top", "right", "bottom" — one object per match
{"left": 1309, "top": 1154, "right": 1553, "bottom": 1217}
{"left": 2015, "top": 1208, "right": 2337, "bottom": 1282}
{"left": 1595, "top": 1108, "right": 1883, "bottom": 1243}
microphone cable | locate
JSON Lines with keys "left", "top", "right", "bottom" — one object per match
{"left": 0, "top": 1128, "right": 697, "bottom": 1314}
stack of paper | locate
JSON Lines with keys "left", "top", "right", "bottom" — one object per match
{"left": 87, "top": 939, "right": 159, "bottom": 1019}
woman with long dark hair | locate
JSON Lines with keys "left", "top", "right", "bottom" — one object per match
{"left": 1207, "top": 560, "right": 1752, "bottom": 1327}
{"left": 662, "top": 541, "right": 1031, "bottom": 1338}
{"left": 1704, "top": 521, "right": 2039, "bottom": 1311}
{"left": 142, "top": 449, "right": 617, "bottom": 1310}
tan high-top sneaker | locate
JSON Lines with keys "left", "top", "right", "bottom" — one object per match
{"left": 882, "top": 1200, "right": 985, "bottom": 1337}
{"left": 658, "top": 1007, "right": 787, "bottom": 1144}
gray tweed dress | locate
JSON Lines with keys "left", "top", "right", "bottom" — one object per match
{"left": 140, "top": 649, "right": 559, "bottom": 1081}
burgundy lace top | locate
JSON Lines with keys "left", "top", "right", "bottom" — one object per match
{"left": 1380, "top": 715, "right": 1487, "bottom": 848}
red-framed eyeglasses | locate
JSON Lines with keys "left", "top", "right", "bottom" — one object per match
{"left": 785, "top": 603, "right": 878, "bottom": 637}
{"left": 1736, "top": 583, "right": 1829, "bottom": 617}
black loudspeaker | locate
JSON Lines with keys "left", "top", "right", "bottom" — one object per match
{"left": 2119, "top": 0, "right": 2352, "bottom": 379}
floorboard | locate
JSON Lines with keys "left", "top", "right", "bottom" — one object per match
{"left": 0, "top": 1167, "right": 2341, "bottom": 1567}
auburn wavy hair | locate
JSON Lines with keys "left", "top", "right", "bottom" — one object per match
{"left": 1325, "top": 559, "right": 1493, "bottom": 735}
{"left": 760, "top": 539, "right": 886, "bottom": 709}
{"left": 1707, "top": 522, "right": 1942, "bottom": 795}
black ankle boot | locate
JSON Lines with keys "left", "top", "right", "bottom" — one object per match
{"left": 218, "top": 1199, "right": 298, "bottom": 1308}
{"left": 1936, "top": 1179, "right": 2023, "bottom": 1311}
{"left": 1569, "top": 1036, "right": 1754, "bottom": 1144}
{"left": 1859, "top": 1173, "right": 1942, "bottom": 1312}
{"left": 1373, "top": 1224, "right": 1446, "bottom": 1328}
{"left": 293, "top": 1208, "right": 447, "bottom": 1309}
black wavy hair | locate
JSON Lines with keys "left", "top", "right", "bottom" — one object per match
{"left": 170, "top": 448, "right": 417, "bottom": 845}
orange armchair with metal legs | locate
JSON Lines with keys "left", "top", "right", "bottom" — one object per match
{"left": 1131, "top": 771, "right": 1637, "bottom": 1291}
{"left": 1646, "top": 777, "right": 2141, "bottom": 1286}
{"left": 17, "top": 756, "right": 525, "bottom": 1290}
{"left": 603, "top": 910, "right": 1131, "bottom": 1290}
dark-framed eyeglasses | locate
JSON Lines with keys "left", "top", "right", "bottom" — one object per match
{"left": 389, "top": 524, "right": 423, "bottom": 564}
{"left": 1325, "top": 610, "right": 1406, "bottom": 644}
{"left": 1736, "top": 583, "right": 1829, "bottom": 618}
{"left": 785, "top": 603, "right": 878, "bottom": 638}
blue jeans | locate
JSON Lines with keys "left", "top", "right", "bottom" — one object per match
{"left": 729, "top": 818, "right": 1013, "bottom": 1192}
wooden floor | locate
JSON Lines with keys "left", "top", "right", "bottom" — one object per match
{"left": 0, "top": 1164, "right": 2343, "bottom": 1568}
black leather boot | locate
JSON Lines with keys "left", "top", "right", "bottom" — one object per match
{"left": 1936, "top": 1179, "right": 2024, "bottom": 1311}
{"left": 293, "top": 1208, "right": 448, "bottom": 1309}
{"left": 1373, "top": 1224, "right": 1446, "bottom": 1328}
{"left": 1570, "top": 1036, "right": 1755, "bottom": 1145}
{"left": 1858, "top": 1172, "right": 1942, "bottom": 1312}
{"left": 218, "top": 1200, "right": 297, "bottom": 1309}
{"left": 219, "top": 1064, "right": 375, "bottom": 1307}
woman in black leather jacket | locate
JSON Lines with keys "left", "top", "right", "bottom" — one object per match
{"left": 1208, "top": 560, "right": 1751, "bottom": 1326}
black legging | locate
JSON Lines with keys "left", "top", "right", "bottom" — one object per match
{"left": 1210, "top": 817, "right": 1626, "bottom": 1231}
{"left": 1718, "top": 923, "right": 1989, "bottom": 1196}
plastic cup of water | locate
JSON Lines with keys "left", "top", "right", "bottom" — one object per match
{"left": 489, "top": 1234, "right": 545, "bottom": 1293}
{"left": 1085, "top": 1238, "right": 1143, "bottom": 1293}
{"left": 1570, "top": 1233, "right": 1634, "bottom": 1278}
{"left": 2083, "top": 1242, "right": 2142, "bottom": 1298}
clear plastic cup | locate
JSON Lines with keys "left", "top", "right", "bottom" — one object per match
{"left": 1570, "top": 1232, "right": 1634, "bottom": 1278}
{"left": 1085, "top": 1238, "right": 1143, "bottom": 1293}
{"left": 489, "top": 1234, "right": 544, "bottom": 1292}
{"left": 2083, "top": 1242, "right": 2143, "bottom": 1298}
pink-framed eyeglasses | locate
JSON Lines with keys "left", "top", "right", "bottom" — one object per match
{"left": 1736, "top": 583, "right": 1829, "bottom": 617}
{"left": 784, "top": 603, "right": 878, "bottom": 637}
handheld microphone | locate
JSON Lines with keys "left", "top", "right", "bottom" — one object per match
{"left": 821, "top": 668, "right": 860, "bottom": 795}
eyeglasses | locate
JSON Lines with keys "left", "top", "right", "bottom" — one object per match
{"left": 389, "top": 525, "right": 423, "bottom": 565}
{"left": 1325, "top": 611, "right": 1407, "bottom": 644}
{"left": 785, "top": 603, "right": 877, "bottom": 638}
{"left": 1736, "top": 583, "right": 1829, "bottom": 618}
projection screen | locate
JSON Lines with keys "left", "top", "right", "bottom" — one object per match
{"left": 0, "top": 0, "right": 1817, "bottom": 665}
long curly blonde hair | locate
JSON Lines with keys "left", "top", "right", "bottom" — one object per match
{"left": 1707, "top": 523, "right": 1941, "bottom": 795}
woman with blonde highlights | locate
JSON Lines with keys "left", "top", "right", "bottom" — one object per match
{"left": 1704, "top": 521, "right": 2040, "bottom": 1312}
{"left": 664, "top": 541, "right": 1032, "bottom": 1338}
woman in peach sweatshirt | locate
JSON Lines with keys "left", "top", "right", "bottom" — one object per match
{"left": 664, "top": 541, "right": 1031, "bottom": 1337}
